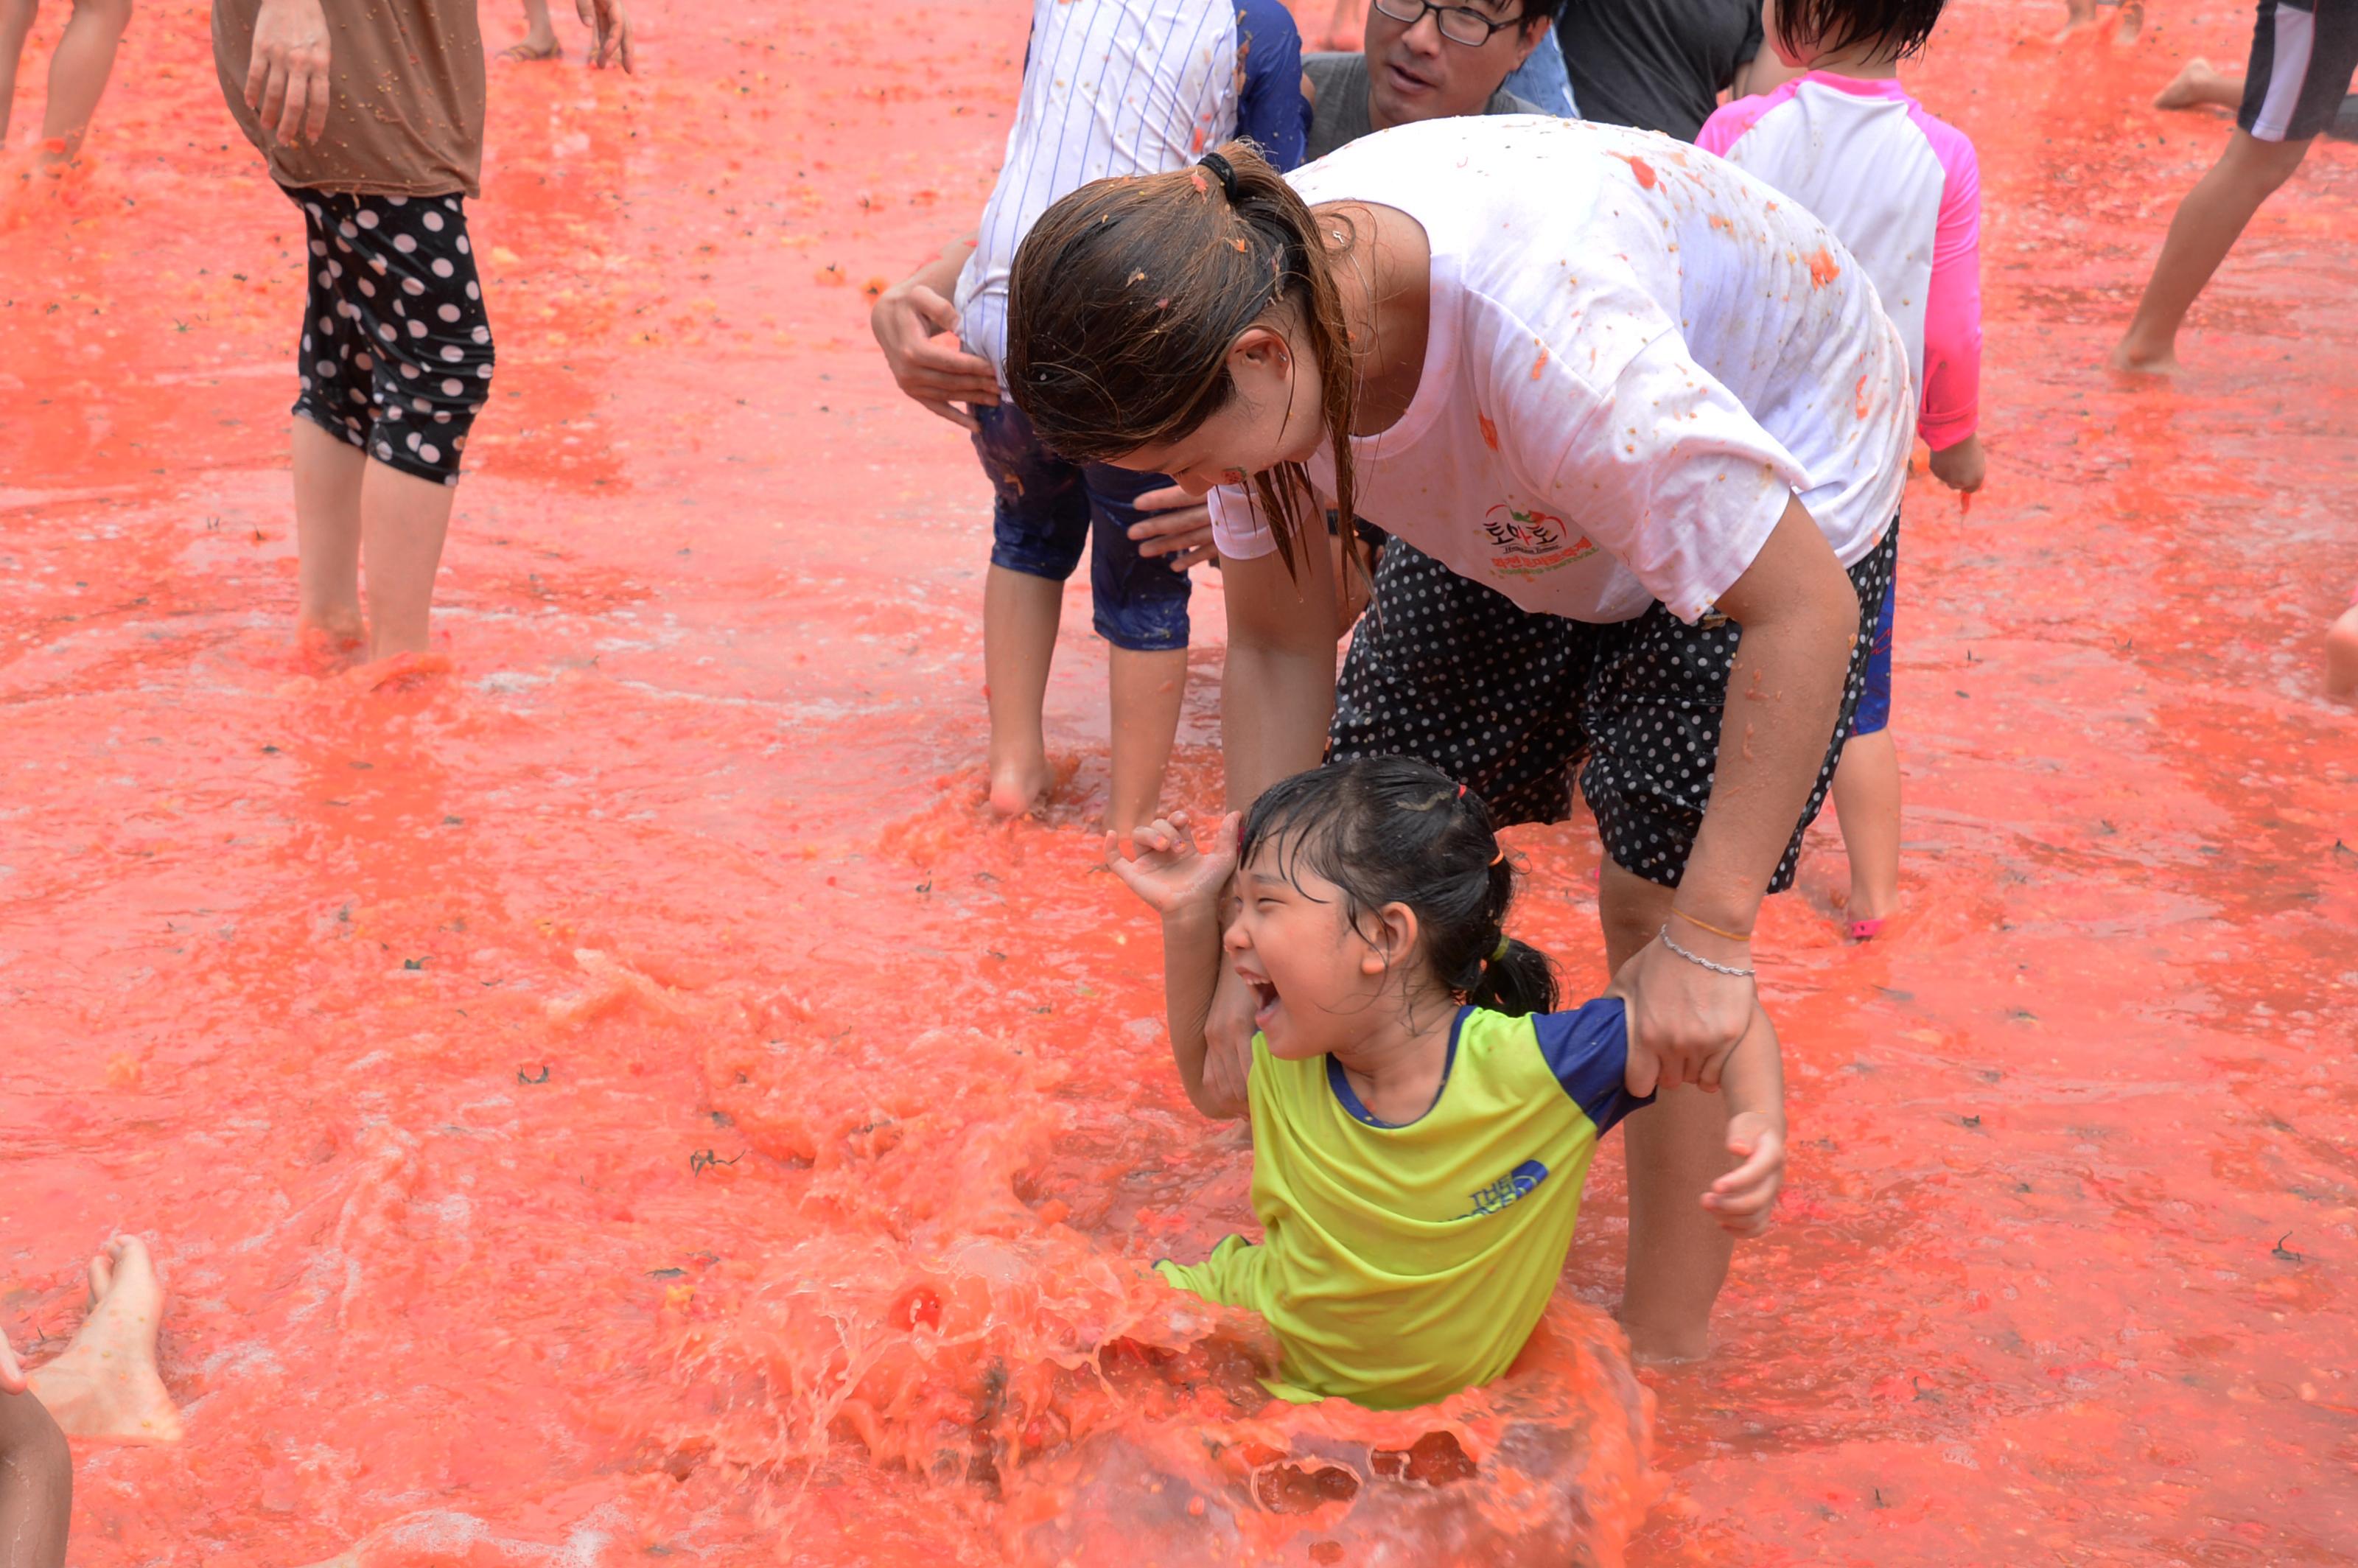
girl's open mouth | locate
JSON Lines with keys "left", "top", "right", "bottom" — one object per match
{"left": 1248, "top": 977, "right": 1281, "bottom": 1030}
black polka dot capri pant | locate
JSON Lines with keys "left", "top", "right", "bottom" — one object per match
{"left": 281, "top": 186, "right": 494, "bottom": 486}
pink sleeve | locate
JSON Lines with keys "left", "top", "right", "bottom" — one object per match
{"left": 1696, "top": 90, "right": 1780, "bottom": 158}
{"left": 1913, "top": 109, "right": 1981, "bottom": 449}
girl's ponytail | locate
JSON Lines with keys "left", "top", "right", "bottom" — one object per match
{"left": 1466, "top": 937, "right": 1559, "bottom": 1019}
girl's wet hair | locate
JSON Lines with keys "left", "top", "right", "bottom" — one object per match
{"left": 1005, "top": 140, "right": 1357, "bottom": 579}
{"left": 1239, "top": 756, "right": 1558, "bottom": 1017}
{"left": 1774, "top": 0, "right": 1948, "bottom": 59}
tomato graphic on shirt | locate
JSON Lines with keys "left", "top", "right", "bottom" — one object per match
{"left": 1482, "top": 503, "right": 1599, "bottom": 578}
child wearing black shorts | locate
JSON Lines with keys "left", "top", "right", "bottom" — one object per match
{"left": 2113, "top": 0, "right": 2358, "bottom": 374}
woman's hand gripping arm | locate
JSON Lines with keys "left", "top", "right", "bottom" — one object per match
{"left": 1620, "top": 1004, "right": 1788, "bottom": 1236}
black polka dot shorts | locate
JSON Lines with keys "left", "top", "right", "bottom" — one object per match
{"left": 1329, "top": 520, "right": 1900, "bottom": 895}
{"left": 281, "top": 185, "right": 494, "bottom": 487}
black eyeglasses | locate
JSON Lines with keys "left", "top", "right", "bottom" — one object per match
{"left": 1371, "top": 0, "right": 1526, "bottom": 46}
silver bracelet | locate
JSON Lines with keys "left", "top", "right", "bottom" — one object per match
{"left": 1659, "top": 924, "right": 1756, "bottom": 980}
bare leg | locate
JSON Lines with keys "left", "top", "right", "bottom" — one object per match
{"left": 2111, "top": 129, "right": 2314, "bottom": 374}
{"left": 293, "top": 419, "right": 369, "bottom": 653}
{"left": 37, "top": 0, "right": 130, "bottom": 161}
{"left": 2153, "top": 58, "right": 2245, "bottom": 113}
{"left": 501, "top": 0, "right": 559, "bottom": 60}
{"left": 1106, "top": 645, "right": 1186, "bottom": 839}
{"left": 2326, "top": 603, "right": 2358, "bottom": 699}
{"left": 0, "top": 0, "right": 38, "bottom": 149}
{"left": 24, "top": 1238, "right": 181, "bottom": 1443}
{"left": 0, "top": 1390, "right": 69, "bottom": 1568}
{"left": 984, "top": 564, "right": 1060, "bottom": 818}
{"left": 1600, "top": 859, "right": 1756, "bottom": 1362}
{"left": 1830, "top": 727, "right": 1901, "bottom": 927}
{"left": 357, "top": 458, "right": 457, "bottom": 659}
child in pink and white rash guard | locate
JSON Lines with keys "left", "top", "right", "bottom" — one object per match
{"left": 1698, "top": 64, "right": 1982, "bottom": 482}
{"left": 1698, "top": 0, "right": 1984, "bottom": 939}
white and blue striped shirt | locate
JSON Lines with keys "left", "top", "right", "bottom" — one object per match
{"left": 956, "top": 0, "right": 1307, "bottom": 392}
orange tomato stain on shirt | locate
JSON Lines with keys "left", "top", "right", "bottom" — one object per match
{"left": 1807, "top": 248, "right": 1842, "bottom": 288}
{"left": 1613, "top": 153, "right": 1659, "bottom": 189}
{"left": 1531, "top": 343, "right": 1550, "bottom": 379}
{"left": 1854, "top": 375, "right": 1871, "bottom": 419}
{"left": 1479, "top": 413, "right": 1500, "bottom": 450}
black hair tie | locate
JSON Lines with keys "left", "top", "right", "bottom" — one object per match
{"left": 1197, "top": 151, "right": 1239, "bottom": 201}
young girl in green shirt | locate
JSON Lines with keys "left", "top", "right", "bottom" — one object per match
{"left": 1109, "top": 756, "right": 1785, "bottom": 1407}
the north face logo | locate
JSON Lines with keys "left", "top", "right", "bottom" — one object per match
{"left": 1461, "top": 1158, "right": 1550, "bottom": 1218}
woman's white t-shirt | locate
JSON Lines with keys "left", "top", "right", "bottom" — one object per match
{"left": 1207, "top": 116, "right": 1914, "bottom": 624}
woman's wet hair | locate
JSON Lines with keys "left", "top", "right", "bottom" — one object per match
{"left": 1774, "top": 0, "right": 1948, "bottom": 59}
{"left": 1005, "top": 140, "right": 1357, "bottom": 578}
{"left": 1239, "top": 756, "right": 1559, "bottom": 1018}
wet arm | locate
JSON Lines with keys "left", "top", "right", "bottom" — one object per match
{"left": 1717, "top": 1006, "right": 1785, "bottom": 1131}
{"left": 1218, "top": 533, "right": 1341, "bottom": 808}
{"left": 1676, "top": 497, "right": 1855, "bottom": 937}
{"left": 1161, "top": 906, "right": 1245, "bottom": 1119}
{"left": 1701, "top": 1004, "right": 1788, "bottom": 1234}
{"left": 901, "top": 229, "right": 976, "bottom": 302}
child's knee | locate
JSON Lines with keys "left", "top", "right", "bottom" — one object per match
{"left": 2224, "top": 127, "right": 2313, "bottom": 190}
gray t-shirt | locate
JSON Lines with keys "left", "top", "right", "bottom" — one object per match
{"left": 1302, "top": 52, "right": 1538, "bottom": 162}
{"left": 1556, "top": 0, "right": 1760, "bottom": 141}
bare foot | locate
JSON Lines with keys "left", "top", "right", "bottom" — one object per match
{"left": 2054, "top": 0, "right": 2096, "bottom": 38}
{"left": 1842, "top": 886, "right": 1897, "bottom": 926}
{"left": 298, "top": 614, "right": 368, "bottom": 673}
{"left": 2107, "top": 334, "right": 2180, "bottom": 375}
{"left": 26, "top": 1238, "right": 183, "bottom": 1443}
{"left": 2114, "top": 0, "right": 2143, "bottom": 45}
{"left": 2155, "top": 57, "right": 2225, "bottom": 111}
{"left": 2326, "top": 604, "right": 2358, "bottom": 699}
{"left": 498, "top": 32, "right": 561, "bottom": 61}
{"left": 987, "top": 753, "right": 1056, "bottom": 819}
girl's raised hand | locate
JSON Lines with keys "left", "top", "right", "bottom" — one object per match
{"left": 1701, "top": 1110, "right": 1785, "bottom": 1236}
{"left": 1105, "top": 811, "right": 1241, "bottom": 918}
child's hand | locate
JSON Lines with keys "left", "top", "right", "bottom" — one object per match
{"left": 1701, "top": 1111, "right": 1784, "bottom": 1236}
{"left": 1928, "top": 433, "right": 1985, "bottom": 494}
{"left": 1105, "top": 811, "right": 1241, "bottom": 919}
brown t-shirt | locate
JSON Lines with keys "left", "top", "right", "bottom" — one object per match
{"left": 213, "top": 0, "right": 486, "bottom": 197}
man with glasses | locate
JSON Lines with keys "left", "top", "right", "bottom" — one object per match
{"left": 1303, "top": 0, "right": 1570, "bottom": 161}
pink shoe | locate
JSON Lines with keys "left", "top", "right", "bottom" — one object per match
{"left": 1847, "top": 918, "right": 1886, "bottom": 942}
